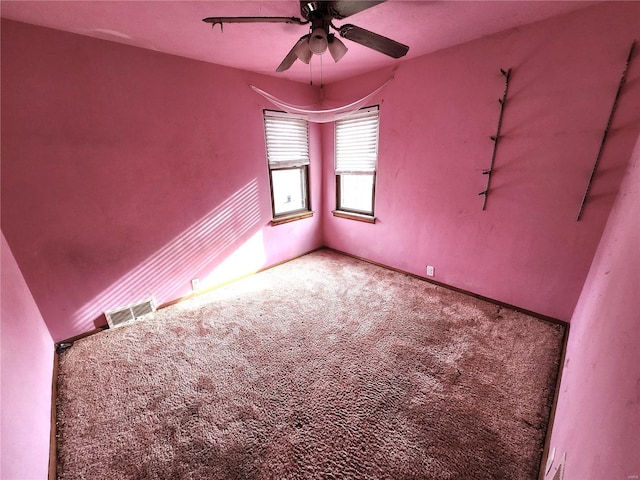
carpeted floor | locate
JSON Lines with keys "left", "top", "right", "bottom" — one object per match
{"left": 56, "top": 249, "right": 565, "bottom": 479}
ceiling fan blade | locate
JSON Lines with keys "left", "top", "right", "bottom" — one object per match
{"left": 203, "top": 16, "right": 306, "bottom": 27}
{"left": 328, "top": 1, "right": 387, "bottom": 20}
{"left": 276, "top": 34, "right": 311, "bottom": 72}
{"left": 338, "top": 24, "right": 408, "bottom": 58}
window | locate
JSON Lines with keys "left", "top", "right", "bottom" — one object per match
{"left": 334, "top": 106, "right": 379, "bottom": 223}
{"left": 264, "top": 110, "right": 312, "bottom": 224}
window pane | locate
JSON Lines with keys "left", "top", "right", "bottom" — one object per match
{"left": 339, "top": 174, "right": 374, "bottom": 214}
{"left": 272, "top": 168, "right": 306, "bottom": 216}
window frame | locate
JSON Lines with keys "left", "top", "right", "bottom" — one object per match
{"left": 263, "top": 110, "right": 313, "bottom": 225}
{"left": 333, "top": 105, "right": 380, "bottom": 223}
{"left": 268, "top": 165, "right": 313, "bottom": 224}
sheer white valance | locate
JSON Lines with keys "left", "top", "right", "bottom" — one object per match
{"left": 250, "top": 78, "right": 392, "bottom": 124}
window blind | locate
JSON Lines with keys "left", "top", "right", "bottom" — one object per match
{"left": 264, "top": 111, "right": 309, "bottom": 169}
{"left": 335, "top": 106, "right": 379, "bottom": 173}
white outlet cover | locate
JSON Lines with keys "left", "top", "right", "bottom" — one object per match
{"left": 426, "top": 265, "right": 435, "bottom": 277}
{"left": 191, "top": 278, "right": 200, "bottom": 290}
{"left": 546, "top": 447, "right": 555, "bottom": 474}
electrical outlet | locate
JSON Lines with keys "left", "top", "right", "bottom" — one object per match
{"left": 191, "top": 278, "right": 200, "bottom": 291}
{"left": 545, "top": 447, "right": 555, "bottom": 474}
{"left": 426, "top": 265, "right": 435, "bottom": 277}
{"left": 551, "top": 452, "right": 566, "bottom": 480}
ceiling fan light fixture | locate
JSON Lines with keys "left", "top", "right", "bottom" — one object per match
{"left": 308, "top": 27, "right": 328, "bottom": 55}
{"left": 327, "top": 34, "right": 348, "bottom": 63}
{"left": 295, "top": 40, "right": 313, "bottom": 64}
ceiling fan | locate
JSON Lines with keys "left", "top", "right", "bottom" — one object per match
{"left": 203, "top": 1, "right": 409, "bottom": 72}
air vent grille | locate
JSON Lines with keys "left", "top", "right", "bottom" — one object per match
{"left": 105, "top": 298, "right": 155, "bottom": 329}
{"left": 131, "top": 301, "right": 154, "bottom": 318}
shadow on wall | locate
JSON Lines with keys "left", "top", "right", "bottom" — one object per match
{"left": 69, "top": 179, "right": 265, "bottom": 334}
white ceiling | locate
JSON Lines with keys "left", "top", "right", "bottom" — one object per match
{"left": 0, "top": 1, "right": 597, "bottom": 84}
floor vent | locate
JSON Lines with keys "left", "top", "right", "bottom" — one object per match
{"left": 105, "top": 298, "right": 155, "bottom": 329}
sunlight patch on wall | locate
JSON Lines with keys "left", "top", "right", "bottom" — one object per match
{"left": 71, "top": 179, "right": 263, "bottom": 331}
{"left": 204, "top": 230, "right": 267, "bottom": 287}
{"left": 175, "top": 231, "right": 269, "bottom": 309}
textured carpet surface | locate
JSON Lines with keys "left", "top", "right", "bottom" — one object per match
{"left": 56, "top": 250, "right": 565, "bottom": 479}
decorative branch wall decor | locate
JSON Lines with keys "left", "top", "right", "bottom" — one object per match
{"left": 480, "top": 68, "right": 511, "bottom": 210}
{"left": 576, "top": 40, "right": 636, "bottom": 221}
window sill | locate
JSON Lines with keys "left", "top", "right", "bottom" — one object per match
{"left": 332, "top": 210, "right": 376, "bottom": 224}
{"left": 271, "top": 210, "right": 314, "bottom": 226}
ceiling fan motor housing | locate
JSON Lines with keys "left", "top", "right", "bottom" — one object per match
{"left": 300, "top": 1, "right": 324, "bottom": 20}
{"left": 301, "top": 2, "right": 332, "bottom": 29}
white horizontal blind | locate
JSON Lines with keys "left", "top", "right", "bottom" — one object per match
{"left": 264, "top": 110, "right": 309, "bottom": 169}
{"left": 335, "top": 106, "right": 379, "bottom": 173}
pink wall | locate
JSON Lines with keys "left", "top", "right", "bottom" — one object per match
{"left": 321, "top": 2, "right": 640, "bottom": 322}
{"left": 548, "top": 135, "right": 640, "bottom": 480}
{"left": 1, "top": 231, "right": 54, "bottom": 480}
{"left": 1, "top": 20, "right": 323, "bottom": 342}
{"left": 2, "top": 5, "right": 639, "bottom": 479}
{"left": 545, "top": 135, "right": 640, "bottom": 479}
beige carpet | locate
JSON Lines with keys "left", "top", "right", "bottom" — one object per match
{"left": 56, "top": 249, "right": 565, "bottom": 479}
